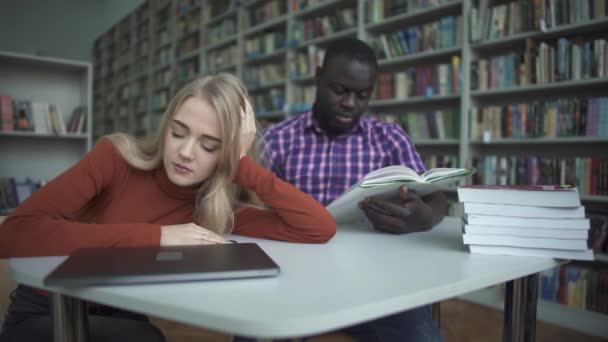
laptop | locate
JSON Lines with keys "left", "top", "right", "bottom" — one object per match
{"left": 44, "top": 243, "right": 280, "bottom": 287}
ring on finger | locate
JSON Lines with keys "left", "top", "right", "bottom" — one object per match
{"left": 201, "top": 232, "right": 208, "bottom": 240}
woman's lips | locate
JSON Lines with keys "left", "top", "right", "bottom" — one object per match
{"left": 173, "top": 163, "right": 192, "bottom": 174}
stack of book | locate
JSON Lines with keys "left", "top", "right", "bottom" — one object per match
{"left": 457, "top": 185, "right": 593, "bottom": 261}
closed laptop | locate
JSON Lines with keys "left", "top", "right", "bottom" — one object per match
{"left": 44, "top": 243, "right": 280, "bottom": 287}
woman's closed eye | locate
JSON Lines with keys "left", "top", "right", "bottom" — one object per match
{"left": 171, "top": 130, "right": 185, "bottom": 138}
{"left": 201, "top": 142, "right": 220, "bottom": 153}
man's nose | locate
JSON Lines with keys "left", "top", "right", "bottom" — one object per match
{"left": 341, "top": 92, "right": 356, "bottom": 109}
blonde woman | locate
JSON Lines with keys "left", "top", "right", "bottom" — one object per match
{"left": 0, "top": 73, "right": 336, "bottom": 342}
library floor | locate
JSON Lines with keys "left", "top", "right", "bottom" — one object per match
{"left": 149, "top": 298, "right": 606, "bottom": 342}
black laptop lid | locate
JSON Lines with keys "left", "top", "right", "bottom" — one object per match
{"left": 44, "top": 243, "right": 280, "bottom": 287}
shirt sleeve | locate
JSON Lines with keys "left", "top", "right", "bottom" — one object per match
{"left": 258, "top": 129, "right": 285, "bottom": 179}
{"left": 386, "top": 123, "right": 427, "bottom": 173}
{"left": 0, "top": 139, "right": 160, "bottom": 257}
{"left": 232, "top": 157, "right": 336, "bottom": 243}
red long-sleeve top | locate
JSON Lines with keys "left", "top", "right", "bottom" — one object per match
{"left": 0, "top": 138, "right": 336, "bottom": 257}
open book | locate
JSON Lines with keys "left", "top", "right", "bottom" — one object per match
{"left": 327, "top": 166, "right": 476, "bottom": 223}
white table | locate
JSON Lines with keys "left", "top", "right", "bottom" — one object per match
{"left": 9, "top": 217, "right": 560, "bottom": 341}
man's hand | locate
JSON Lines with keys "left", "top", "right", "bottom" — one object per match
{"left": 358, "top": 185, "right": 447, "bottom": 234}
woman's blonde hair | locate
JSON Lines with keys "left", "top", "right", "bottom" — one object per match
{"left": 106, "top": 73, "right": 263, "bottom": 234}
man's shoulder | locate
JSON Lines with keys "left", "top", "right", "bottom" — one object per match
{"left": 262, "top": 112, "right": 309, "bottom": 138}
{"left": 361, "top": 115, "right": 408, "bottom": 137}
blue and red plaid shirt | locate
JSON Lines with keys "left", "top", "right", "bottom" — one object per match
{"left": 260, "top": 110, "right": 425, "bottom": 205}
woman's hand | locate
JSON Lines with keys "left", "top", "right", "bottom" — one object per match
{"left": 160, "top": 223, "right": 226, "bottom": 246}
{"left": 240, "top": 98, "right": 257, "bottom": 159}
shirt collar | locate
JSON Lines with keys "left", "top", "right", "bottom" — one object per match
{"left": 154, "top": 164, "right": 199, "bottom": 200}
{"left": 307, "top": 107, "right": 367, "bottom": 136}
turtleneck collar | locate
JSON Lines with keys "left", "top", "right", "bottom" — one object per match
{"left": 153, "top": 165, "right": 199, "bottom": 200}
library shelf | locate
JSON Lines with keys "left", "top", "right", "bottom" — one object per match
{"left": 365, "top": 0, "right": 462, "bottom": 33}
{"left": 205, "top": 35, "right": 238, "bottom": 51}
{"left": 243, "top": 14, "right": 288, "bottom": 37}
{"left": 245, "top": 49, "right": 287, "bottom": 64}
{"left": 469, "top": 137, "right": 608, "bottom": 145}
{"left": 177, "top": 49, "right": 200, "bottom": 62}
{"left": 413, "top": 139, "right": 460, "bottom": 146}
{"left": 471, "top": 17, "right": 608, "bottom": 53}
{"left": 0, "top": 132, "right": 88, "bottom": 140}
{"left": 293, "top": 0, "right": 348, "bottom": 19}
{"left": 293, "top": 28, "right": 358, "bottom": 49}
{"left": 460, "top": 286, "right": 608, "bottom": 339}
{"left": 204, "top": 8, "right": 237, "bottom": 27}
{"left": 369, "top": 94, "right": 460, "bottom": 107}
{"left": 378, "top": 46, "right": 462, "bottom": 68}
{"left": 291, "top": 75, "right": 315, "bottom": 83}
{"left": 471, "top": 78, "right": 608, "bottom": 98}
{"left": 247, "top": 81, "right": 287, "bottom": 93}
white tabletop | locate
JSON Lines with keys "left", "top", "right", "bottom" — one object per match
{"left": 9, "top": 217, "right": 560, "bottom": 339}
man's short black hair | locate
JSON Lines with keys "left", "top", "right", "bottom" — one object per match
{"left": 321, "top": 38, "right": 378, "bottom": 72}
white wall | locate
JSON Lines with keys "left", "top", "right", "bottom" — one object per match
{"left": 0, "top": 0, "right": 144, "bottom": 62}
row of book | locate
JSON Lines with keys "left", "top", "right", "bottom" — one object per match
{"left": 205, "top": 17, "right": 236, "bottom": 46}
{"left": 469, "top": 97, "right": 608, "bottom": 140}
{"left": 207, "top": 46, "right": 237, "bottom": 73}
{"left": 290, "top": 85, "right": 314, "bottom": 113}
{"left": 421, "top": 154, "right": 458, "bottom": 169}
{"left": 176, "top": 6, "right": 201, "bottom": 38}
{"left": 370, "top": 15, "right": 462, "bottom": 61}
{"left": 540, "top": 264, "right": 608, "bottom": 314}
{"left": 291, "top": 8, "right": 357, "bottom": 45}
{"left": 371, "top": 110, "right": 460, "bottom": 140}
{"left": 177, "top": 59, "right": 199, "bottom": 85}
{"left": 472, "top": 155, "right": 608, "bottom": 196}
{"left": 365, "top": 0, "right": 454, "bottom": 23}
{"left": 472, "top": 37, "right": 607, "bottom": 90}
{"left": 245, "top": 64, "right": 286, "bottom": 88}
{"left": 0, "top": 96, "right": 87, "bottom": 134}
{"left": 245, "top": 31, "right": 287, "bottom": 60}
{"left": 473, "top": 0, "right": 608, "bottom": 42}
{"left": 176, "top": 33, "right": 200, "bottom": 58}
{"left": 290, "top": 46, "right": 325, "bottom": 79}
{"left": 245, "top": 0, "right": 286, "bottom": 29}
{"left": 153, "top": 47, "right": 172, "bottom": 68}
{"left": 0, "top": 177, "right": 43, "bottom": 214}
{"left": 374, "top": 56, "right": 461, "bottom": 99}
{"left": 251, "top": 89, "right": 286, "bottom": 115}
{"left": 459, "top": 185, "right": 593, "bottom": 260}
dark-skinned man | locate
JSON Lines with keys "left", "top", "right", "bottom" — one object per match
{"left": 261, "top": 38, "right": 447, "bottom": 342}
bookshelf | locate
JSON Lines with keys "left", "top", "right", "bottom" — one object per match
{"left": 92, "top": 1, "right": 607, "bottom": 335}
{"left": 0, "top": 51, "right": 92, "bottom": 213}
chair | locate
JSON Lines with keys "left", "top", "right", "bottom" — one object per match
{"left": 0, "top": 216, "right": 17, "bottom": 327}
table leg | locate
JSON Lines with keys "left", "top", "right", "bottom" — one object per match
{"left": 51, "top": 292, "right": 89, "bottom": 342}
{"left": 432, "top": 302, "right": 441, "bottom": 327}
{"left": 502, "top": 274, "right": 539, "bottom": 342}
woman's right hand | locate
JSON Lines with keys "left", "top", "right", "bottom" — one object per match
{"left": 160, "top": 223, "right": 226, "bottom": 246}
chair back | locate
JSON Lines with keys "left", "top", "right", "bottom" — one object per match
{"left": 0, "top": 216, "right": 17, "bottom": 326}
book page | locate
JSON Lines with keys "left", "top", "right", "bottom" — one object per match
{"left": 361, "top": 165, "right": 421, "bottom": 187}
{"left": 421, "top": 167, "right": 476, "bottom": 183}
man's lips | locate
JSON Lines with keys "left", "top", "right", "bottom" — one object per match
{"left": 335, "top": 114, "right": 354, "bottom": 124}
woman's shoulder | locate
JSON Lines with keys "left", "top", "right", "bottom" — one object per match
{"left": 85, "top": 137, "right": 133, "bottom": 176}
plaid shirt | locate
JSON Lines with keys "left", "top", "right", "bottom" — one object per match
{"left": 260, "top": 110, "right": 425, "bottom": 205}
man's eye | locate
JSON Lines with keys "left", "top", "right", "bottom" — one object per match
{"left": 172, "top": 131, "right": 184, "bottom": 138}
{"left": 332, "top": 86, "right": 346, "bottom": 95}
{"left": 357, "top": 92, "right": 370, "bottom": 99}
